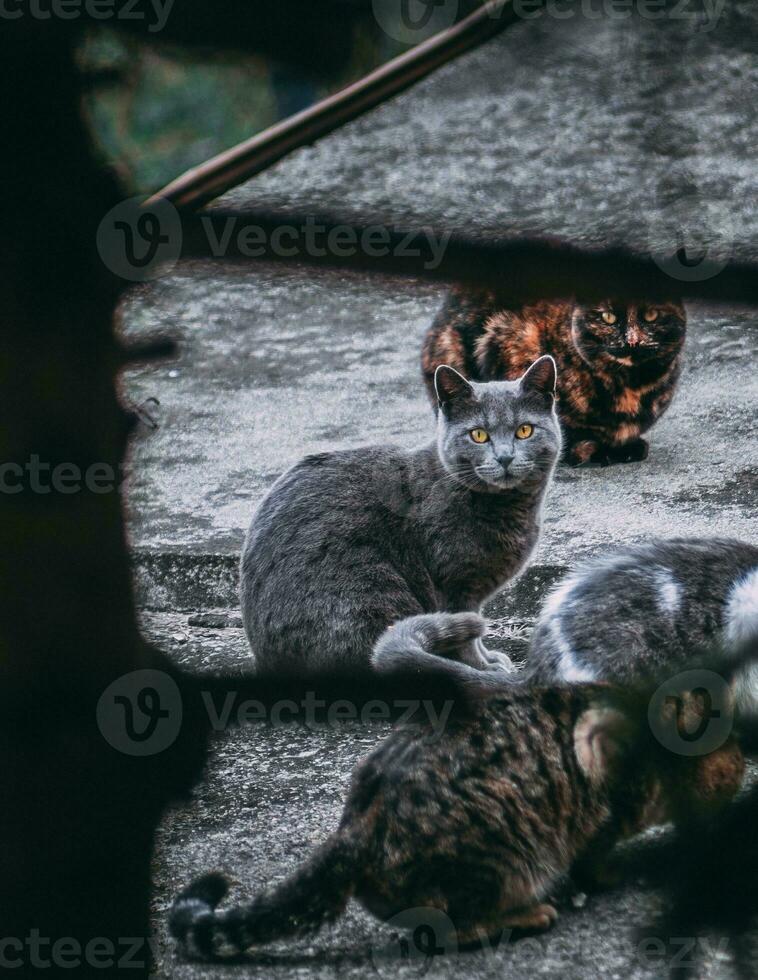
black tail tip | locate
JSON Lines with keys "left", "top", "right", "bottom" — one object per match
{"left": 169, "top": 872, "right": 230, "bottom": 946}
{"left": 179, "top": 872, "right": 230, "bottom": 908}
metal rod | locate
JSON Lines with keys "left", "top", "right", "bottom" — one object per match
{"left": 147, "top": 0, "right": 529, "bottom": 209}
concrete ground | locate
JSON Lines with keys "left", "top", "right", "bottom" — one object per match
{"left": 118, "top": 4, "right": 758, "bottom": 978}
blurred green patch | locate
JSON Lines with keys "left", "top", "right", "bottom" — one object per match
{"left": 78, "top": 4, "right": 481, "bottom": 198}
{"left": 78, "top": 27, "right": 394, "bottom": 198}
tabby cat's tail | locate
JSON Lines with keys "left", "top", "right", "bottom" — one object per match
{"left": 372, "top": 612, "right": 515, "bottom": 691}
{"left": 170, "top": 830, "right": 362, "bottom": 960}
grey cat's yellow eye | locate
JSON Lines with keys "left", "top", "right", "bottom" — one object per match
{"left": 515, "top": 423, "right": 534, "bottom": 440}
{"left": 469, "top": 428, "right": 490, "bottom": 444}
{"left": 643, "top": 309, "right": 659, "bottom": 322}
{"left": 601, "top": 311, "right": 617, "bottom": 325}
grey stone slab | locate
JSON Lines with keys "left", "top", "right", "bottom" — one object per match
{"left": 122, "top": 271, "right": 757, "bottom": 607}
{"left": 142, "top": 613, "right": 753, "bottom": 980}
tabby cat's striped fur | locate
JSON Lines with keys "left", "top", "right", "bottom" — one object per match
{"left": 171, "top": 615, "right": 743, "bottom": 960}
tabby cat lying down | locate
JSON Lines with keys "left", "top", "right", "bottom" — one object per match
{"left": 171, "top": 614, "right": 743, "bottom": 959}
{"left": 422, "top": 288, "right": 686, "bottom": 466}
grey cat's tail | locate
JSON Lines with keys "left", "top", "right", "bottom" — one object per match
{"left": 170, "top": 830, "right": 361, "bottom": 960}
{"left": 372, "top": 612, "right": 516, "bottom": 691}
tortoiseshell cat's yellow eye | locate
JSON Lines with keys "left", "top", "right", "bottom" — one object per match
{"left": 469, "top": 428, "right": 490, "bottom": 444}
{"left": 643, "top": 309, "right": 659, "bottom": 322}
{"left": 515, "top": 424, "right": 534, "bottom": 440}
{"left": 601, "top": 311, "right": 617, "bottom": 325}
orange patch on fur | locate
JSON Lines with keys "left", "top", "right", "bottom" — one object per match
{"left": 614, "top": 423, "right": 640, "bottom": 443}
{"left": 615, "top": 389, "right": 642, "bottom": 414}
{"left": 433, "top": 326, "right": 467, "bottom": 373}
{"left": 570, "top": 441, "right": 597, "bottom": 464}
{"left": 565, "top": 376, "right": 591, "bottom": 415}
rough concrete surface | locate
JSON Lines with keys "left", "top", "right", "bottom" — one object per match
{"left": 143, "top": 615, "right": 754, "bottom": 980}
{"left": 123, "top": 275, "right": 757, "bottom": 613}
{"left": 120, "top": 5, "right": 758, "bottom": 977}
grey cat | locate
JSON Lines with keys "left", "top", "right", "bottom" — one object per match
{"left": 375, "top": 538, "right": 758, "bottom": 712}
{"left": 240, "top": 356, "right": 561, "bottom": 673}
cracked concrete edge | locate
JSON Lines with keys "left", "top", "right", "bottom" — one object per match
{"left": 131, "top": 548, "right": 566, "bottom": 619}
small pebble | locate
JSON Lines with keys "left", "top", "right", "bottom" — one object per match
{"left": 571, "top": 892, "right": 588, "bottom": 909}
{"left": 171, "top": 632, "right": 188, "bottom": 644}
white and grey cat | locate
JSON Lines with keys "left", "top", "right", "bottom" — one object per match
{"left": 240, "top": 356, "right": 561, "bottom": 673}
{"left": 526, "top": 538, "right": 758, "bottom": 708}
{"left": 375, "top": 538, "right": 758, "bottom": 711}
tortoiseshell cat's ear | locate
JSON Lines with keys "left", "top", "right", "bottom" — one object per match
{"left": 574, "top": 706, "right": 633, "bottom": 786}
{"left": 434, "top": 365, "right": 474, "bottom": 407}
{"left": 520, "top": 355, "right": 557, "bottom": 399}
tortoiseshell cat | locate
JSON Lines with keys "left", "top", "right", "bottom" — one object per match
{"left": 171, "top": 615, "right": 743, "bottom": 959}
{"left": 422, "top": 289, "right": 686, "bottom": 466}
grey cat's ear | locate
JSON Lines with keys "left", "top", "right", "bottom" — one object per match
{"left": 520, "top": 355, "right": 557, "bottom": 398}
{"left": 574, "top": 706, "right": 632, "bottom": 786}
{"left": 434, "top": 365, "right": 474, "bottom": 407}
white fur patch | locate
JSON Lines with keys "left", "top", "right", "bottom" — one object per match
{"left": 540, "top": 572, "right": 581, "bottom": 620}
{"left": 653, "top": 568, "right": 682, "bottom": 616}
{"left": 725, "top": 566, "right": 758, "bottom": 715}
{"left": 547, "top": 615, "right": 597, "bottom": 683}
{"left": 725, "top": 566, "right": 758, "bottom": 647}
{"left": 541, "top": 572, "right": 597, "bottom": 683}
